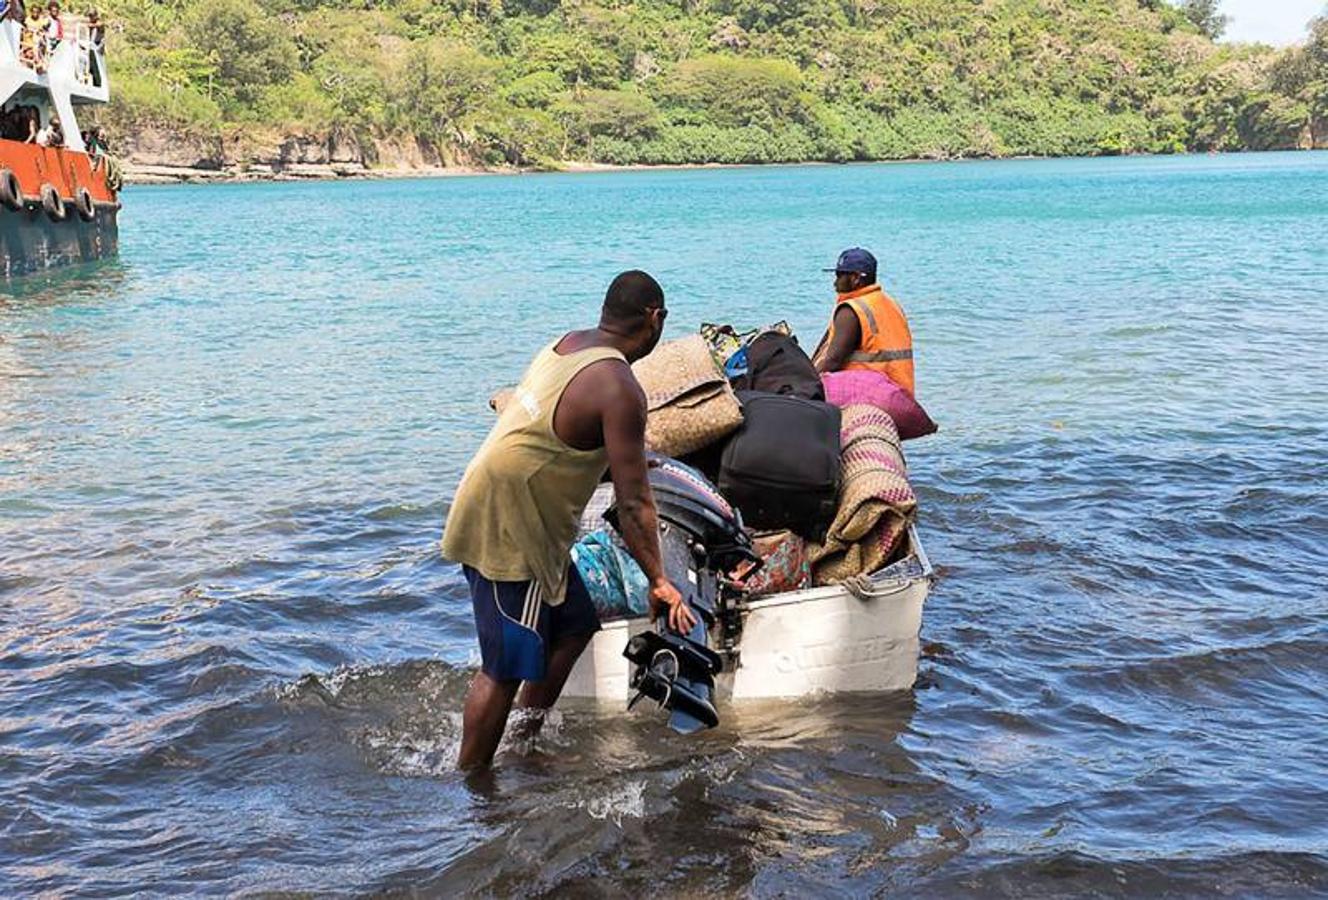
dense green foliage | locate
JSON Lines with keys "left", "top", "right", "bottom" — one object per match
{"left": 98, "top": 0, "right": 1328, "bottom": 167}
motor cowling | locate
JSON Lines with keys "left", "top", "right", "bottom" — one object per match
{"left": 607, "top": 456, "right": 760, "bottom": 577}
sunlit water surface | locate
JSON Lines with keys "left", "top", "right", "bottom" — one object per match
{"left": 2, "top": 153, "right": 1327, "bottom": 896}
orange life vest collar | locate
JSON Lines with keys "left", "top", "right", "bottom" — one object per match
{"left": 835, "top": 283, "right": 882, "bottom": 304}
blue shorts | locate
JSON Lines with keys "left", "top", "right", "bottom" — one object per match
{"left": 464, "top": 565, "right": 602, "bottom": 683}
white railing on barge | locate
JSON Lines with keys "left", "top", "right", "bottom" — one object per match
{"left": 0, "top": 15, "right": 109, "bottom": 152}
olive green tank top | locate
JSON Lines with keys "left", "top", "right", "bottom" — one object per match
{"left": 441, "top": 340, "right": 626, "bottom": 604}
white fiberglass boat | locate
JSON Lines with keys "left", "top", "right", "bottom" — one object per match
{"left": 561, "top": 524, "right": 933, "bottom": 704}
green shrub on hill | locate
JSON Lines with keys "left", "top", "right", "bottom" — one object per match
{"left": 184, "top": 0, "right": 298, "bottom": 109}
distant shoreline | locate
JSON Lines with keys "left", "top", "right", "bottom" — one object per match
{"left": 122, "top": 149, "right": 1325, "bottom": 186}
{"left": 122, "top": 158, "right": 820, "bottom": 185}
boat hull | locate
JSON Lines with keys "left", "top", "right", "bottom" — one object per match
{"left": 561, "top": 525, "right": 934, "bottom": 705}
{"left": 1, "top": 201, "right": 118, "bottom": 278}
{"left": 0, "top": 140, "right": 121, "bottom": 280}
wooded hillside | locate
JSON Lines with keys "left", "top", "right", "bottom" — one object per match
{"left": 97, "top": 0, "right": 1328, "bottom": 168}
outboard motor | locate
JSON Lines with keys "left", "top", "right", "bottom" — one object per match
{"left": 606, "top": 457, "right": 760, "bottom": 734}
{"left": 623, "top": 629, "right": 724, "bottom": 730}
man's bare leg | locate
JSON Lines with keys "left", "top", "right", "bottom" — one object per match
{"left": 458, "top": 671, "right": 521, "bottom": 770}
{"left": 511, "top": 632, "right": 593, "bottom": 741}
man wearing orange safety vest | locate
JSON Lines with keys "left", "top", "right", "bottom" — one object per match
{"left": 811, "top": 247, "right": 916, "bottom": 397}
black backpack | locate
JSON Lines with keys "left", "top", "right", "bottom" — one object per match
{"left": 718, "top": 391, "right": 841, "bottom": 542}
{"left": 730, "top": 332, "right": 825, "bottom": 401}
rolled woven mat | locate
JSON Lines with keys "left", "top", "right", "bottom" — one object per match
{"left": 807, "top": 404, "right": 917, "bottom": 585}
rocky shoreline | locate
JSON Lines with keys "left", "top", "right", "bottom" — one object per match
{"left": 117, "top": 125, "right": 527, "bottom": 184}
{"left": 123, "top": 161, "right": 507, "bottom": 184}
{"left": 106, "top": 124, "right": 983, "bottom": 185}
{"left": 121, "top": 159, "right": 768, "bottom": 184}
{"left": 116, "top": 123, "right": 1328, "bottom": 185}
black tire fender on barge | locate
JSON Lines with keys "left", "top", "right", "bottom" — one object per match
{"left": 0, "top": 169, "right": 22, "bottom": 211}
{"left": 41, "top": 184, "right": 67, "bottom": 222}
{"left": 75, "top": 188, "right": 96, "bottom": 222}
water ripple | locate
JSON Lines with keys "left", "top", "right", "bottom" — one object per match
{"left": 2, "top": 154, "right": 1328, "bottom": 894}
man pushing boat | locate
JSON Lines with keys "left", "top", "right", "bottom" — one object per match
{"left": 442, "top": 270, "right": 696, "bottom": 770}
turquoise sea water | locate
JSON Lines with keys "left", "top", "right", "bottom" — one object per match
{"left": 2, "top": 152, "right": 1327, "bottom": 895}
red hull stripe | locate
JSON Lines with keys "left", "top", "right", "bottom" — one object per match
{"left": 0, "top": 139, "right": 117, "bottom": 203}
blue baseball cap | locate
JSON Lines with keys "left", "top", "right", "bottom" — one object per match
{"left": 824, "top": 247, "right": 877, "bottom": 278}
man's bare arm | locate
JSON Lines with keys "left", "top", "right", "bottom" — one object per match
{"left": 600, "top": 367, "right": 697, "bottom": 633}
{"left": 813, "top": 306, "right": 861, "bottom": 374}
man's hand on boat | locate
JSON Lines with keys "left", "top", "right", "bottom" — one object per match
{"left": 649, "top": 578, "right": 697, "bottom": 634}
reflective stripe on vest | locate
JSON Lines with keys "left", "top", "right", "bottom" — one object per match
{"left": 848, "top": 349, "right": 914, "bottom": 363}
{"left": 856, "top": 299, "right": 880, "bottom": 336}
